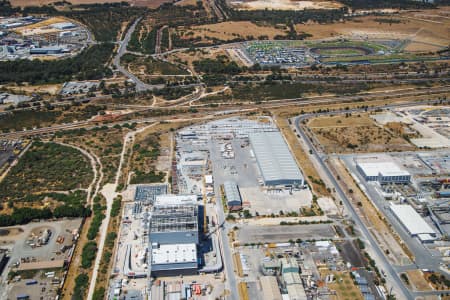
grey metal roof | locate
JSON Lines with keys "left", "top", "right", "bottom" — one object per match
{"left": 223, "top": 181, "right": 242, "bottom": 205}
{"left": 249, "top": 131, "right": 304, "bottom": 185}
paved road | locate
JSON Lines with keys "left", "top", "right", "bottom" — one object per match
{"left": 293, "top": 98, "right": 450, "bottom": 299}
{"left": 1, "top": 85, "right": 449, "bottom": 139}
{"left": 112, "top": 18, "right": 164, "bottom": 92}
{"left": 210, "top": 139, "right": 239, "bottom": 300}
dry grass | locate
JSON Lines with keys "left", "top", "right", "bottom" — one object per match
{"left": 424, "top": 272, "right": 450, "bottom": 294}
{"left": 274, "top": 116, "right": 330, "bottom": 197}
{"left": 296, "top": 9, "right": 450, "bottom": 51}
{"left": 180, "top": 21, "right": 287, "bottom": 40}
{"left": 175, "top": 0, "right": 199, "bottom": 6}
{"left": 238, "top": 282, "right": 249, "bottom": 300}
{"left": 406, "top": 270, "right": 433, "bottom": 291}
{"left": 168, "top": 48, "right": 227, "bottom": 74}
{"left": 5, "top": 83, "right": 62, "bottom": 96}
{"left": 323, "top": 271, "right": 363, "bottom": 300}
{"left": 127, "top": 121, "right": 191, "bottom": 182}
{"left": 307, "top": 113, "right": 415, "bottom": 153}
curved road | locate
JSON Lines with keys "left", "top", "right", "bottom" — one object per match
{"left": 112, "top": 18, "right": 164, "bottom": 92}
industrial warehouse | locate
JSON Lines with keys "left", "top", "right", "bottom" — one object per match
{"left": 249, "top": 132, "right": 305, "bottom": 187}
{"left": 340, "top": 149, "right": 449, "bottom": 293}
{"left": 389, "top": 204, "right": 436, "bottom": 242}
{"left": 355, "top": 155, "right": 411, "bottom": 184}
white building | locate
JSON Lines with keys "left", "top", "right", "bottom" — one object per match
{"left": 249, "top": 131, "right": 304, "bottom": 187}
{"left": 51, "top": 22, "right": 77, "bottom": 30}
{"left": 390, "top": 204, "right": 436, "bottom": 242}
{"left": 356, "top": 156, "right": 411, "bottom": 184}
{"left": 151, "top": 243, "right": 198, "bottom": 276}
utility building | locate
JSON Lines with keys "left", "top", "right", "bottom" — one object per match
{"left": 223, "top": 181, "right": 242, "bottom": 210}
{"left": 249, "top": 131, "right": 304, "bottom": 187}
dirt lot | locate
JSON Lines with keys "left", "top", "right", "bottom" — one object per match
{"left": 321, "top": 271, "right": 363, "bottom": 300}
{"left": 307, "top": 113, "right": 415, "bottom": 153}
{"left": 296, "top": 8, "right": 450, "bottom": 51}
{"left": 5, "top": 83, "right": 62, "bottom": 96}
{"left": 229, "top": 0, "right": 342, "bottom": 11}
{"left": 180, "top": 21, "right": 287, "bottom": 40}
{"left": 406, "top": 270, "right": 433, "bottom": 291}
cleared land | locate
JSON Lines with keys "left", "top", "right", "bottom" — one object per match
{"left": 168, "top": 48, "right": 227, "bottom": 73}
{"left": 229, "top": 0, "right": 342, "bottom": 11}
{"left": 178, "top": 21, "right": 288, "bottom": 41}
{"left": 14, "top": 17, "right": 70, "bottom": 36}
{"left": 405, "top": 270, "right": 433, "bottom": 291}
{"left": 296, "top": 9, "right": 450, "bottom": 52}
{"left": 320, "top": 271, "right": 363, "bottom": 300}
{"left": 307, "top": 113, "right": 415, "bottom": 153}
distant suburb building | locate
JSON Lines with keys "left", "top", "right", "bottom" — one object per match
{"left": 249, "top": 131, "right": 304, "bottom": 187}
{"left": 355, "top": 156, "right": 411, "bottom": 184}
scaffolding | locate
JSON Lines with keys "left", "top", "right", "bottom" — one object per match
{"left": 150, "top": 203, "right": 198, "bottom": 234}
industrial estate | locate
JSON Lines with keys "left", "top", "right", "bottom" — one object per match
{"left": 0, "top": 0, "right": 449, "bottom": 300}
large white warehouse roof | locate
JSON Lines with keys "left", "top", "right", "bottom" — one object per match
{"left": 357, "top": 161, "right": 410, "bottom": 177}
{"left": 390, "top": 204, "right": 435, "bottom": 236}
{"left": 249, "top": 131, "right": 304, "bottom": 186}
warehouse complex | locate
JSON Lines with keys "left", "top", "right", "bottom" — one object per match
{"left": 150, "top": 195, "right": 200, "bottom": 276}
{"left": 249, "top": 132, "right": 305, "bottom": 187}
{"left": 390, "top": 204, "right": 436, "bottom": 242}
{"left": 355, "top": 156, "right": 411, "bottom": 184}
